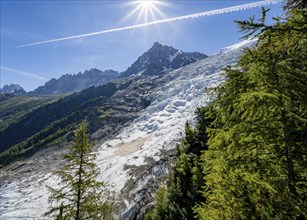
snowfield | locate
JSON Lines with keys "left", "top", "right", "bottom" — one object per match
{"left": 0, "top": 39, "right": 254, "bottom": 219}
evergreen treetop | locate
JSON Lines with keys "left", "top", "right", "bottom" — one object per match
{"left": 44, "top": 122, "right": 114, "bottom": 220}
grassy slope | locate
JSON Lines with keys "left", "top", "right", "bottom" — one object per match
{"left": 0, "top": 80, "right": 151, "bottom": 168}
{"left": 0, "top": 95, "right": 60, "bottom": 132}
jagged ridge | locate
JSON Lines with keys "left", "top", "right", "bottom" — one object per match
{"left": 29, "top": 69, "right": 119, "bottom": 96}
{"left": 28, "top": 42, "right": 208, "bottom": 95}
{"left": 1, "top": 84, "right": 26, "bottom": 96}
{"left": 123, "top": 42, "right": 208, "bottom": 77}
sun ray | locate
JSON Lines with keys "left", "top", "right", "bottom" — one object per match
{"left": 148, "top": 6, "right": 157, "bottom": 21}
{"left": 120, "top": 4, "right": 144, "bottom": 24}
{"left": 151, "top": 4, "right": 167, "bottom": 19}
{"left": 17, "top": 0, "right": 281, "bottom": 47}
{"left": 121, "top": 0, "right": 168, "bottom": 24}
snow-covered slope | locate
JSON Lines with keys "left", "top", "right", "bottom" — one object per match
{"left": 0, "top": 40, "right": 252, "bottom": 219}
{"left": 217, "top": 38, "right": 257, "bottom": 54}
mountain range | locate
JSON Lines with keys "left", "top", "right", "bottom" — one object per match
{"left": 28, "top": 69, "right": 120, "bottom": 96}
{"left": 0, "top": 39, "right": 255, "bottom": 219}
{"left": 26, "top": 42, "right": 207, "bottom": 96}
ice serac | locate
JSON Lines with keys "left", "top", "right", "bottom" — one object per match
{"left": 122, "top": 42, "right": 208, "bottom": 77}
{"left": 0, "top": 39, "right": 254, "bottom": 220}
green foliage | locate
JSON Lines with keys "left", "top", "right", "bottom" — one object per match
{"left": 0, "top": 82, "right": 117, "bottom": 152}
{"left": 0, "top": 93, "right": 15, "bottom": 101}
{"left": 147, "top": 110, "right": 210, "bottom": 220}
{"left": 44, "top": 122, "right": 114, "bottom": 220}
{"left": 284, "top": 0, "right": 307, "bottom": 11}
{"left": 151, "top": 2, "right": 307, "bottom": 220}
{"left": 0, "top": 95, "right": 59, "bottom": 132}
{"left": 0, "top": 83, "right": 118, "bottom": 167}
{"left": 196, "top": 5, "right": 307, "bottom": 220}
{"left": 0, "top": 78, "right": 152, "bottom": 167}
{"left": 145, "top": 187, "right": 170, "bottom": 220}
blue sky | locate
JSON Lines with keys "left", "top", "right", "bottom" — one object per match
{"left": 1, "top": 0, "right": 283, "bottom": 92}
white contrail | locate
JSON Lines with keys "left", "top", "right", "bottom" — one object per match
{"left": 18, "top": 0, "right": 281, "bottom": 48}
{"left": 0, "top": 65, "right": 47, "bottom": 80}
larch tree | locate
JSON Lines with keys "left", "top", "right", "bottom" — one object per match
{"left": 145, "top": 1, "right": 306, "bottom": 219}
{"left": 44, "top": 122, "right": 114, "bottom": 220}
{"left": 196, "top": 3, "right": 306, "bottom": 219}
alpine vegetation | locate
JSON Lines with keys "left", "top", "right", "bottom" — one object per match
{"left": 44, "top": 122, "right": 114, "bottom": 220}
{"left": 148, "top": 1, "right": 307, "bottom": 219}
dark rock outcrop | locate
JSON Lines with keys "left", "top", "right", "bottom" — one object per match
{"left": 123, "top": 42, "right": 208, "bottom": 77}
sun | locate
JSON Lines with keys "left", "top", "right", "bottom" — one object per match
{"left": 121, "top": 0, "right": 168, "bottom": 24}
{"left": 136, "top": 0, "right": 163, "bottom": 22}
{"left": 138, "top": 0, "right": 158, "bottom": 9}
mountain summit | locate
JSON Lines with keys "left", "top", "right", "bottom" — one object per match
{"left": 123, "top": 42, "right": 208, "bottom": 77}
{"left": 1, "top": 84, "right": 26, "bottom": 95}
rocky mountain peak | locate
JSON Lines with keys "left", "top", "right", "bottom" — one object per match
{"left": 1, "top": 84, "right": 26, "bottom": 95}
{"left": 150, "top": 41, "right": 176, "bottom": 51}
{"left": 148, "top": 42, "right": 180, "bottom": 59}
{"left": 123, "top": 42, "right": 208, "bottom": 77}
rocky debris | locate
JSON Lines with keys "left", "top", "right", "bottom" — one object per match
{"left": 120, "top": 149, "right": 175, "bottom": 220}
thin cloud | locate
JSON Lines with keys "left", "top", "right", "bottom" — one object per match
{"left": 18, "top": 0, "right": 281, "bottom": 48}
{"left": 0, "top": 66, "right": 47, "bottom": 80}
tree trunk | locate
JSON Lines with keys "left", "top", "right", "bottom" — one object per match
{"left": 76, "top": 147, "right": 84, "bottom": 220}
{"left": 281, "top": 109, "right": 297, "bottom": 195}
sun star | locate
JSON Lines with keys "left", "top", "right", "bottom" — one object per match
{"left": 138, "top": 0, "right": 158, "bottom": 9}
{"left": 118, "top": 0, "right": 168, "bottom": 25}
{"left": 137, "top": 0, "right": 161, "bottom": 22}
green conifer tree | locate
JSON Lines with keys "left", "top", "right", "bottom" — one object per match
{"left": 146, "top": 109, "right": 210, "bottom": 220}
{"left": 147, "top": 2, "right": 306, "bottom": 219}
{"left": 284, "top": 0, "right": 307, "bottom": 11}
{"left": 196, "top": 3, "right": 307, "bottom": 219}
{"left": 44, "top": 122, "right": 114, "bottom": 220}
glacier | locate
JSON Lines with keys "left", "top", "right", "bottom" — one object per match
{"left": 0, "top": 39, "right": 256, "bottom": 219}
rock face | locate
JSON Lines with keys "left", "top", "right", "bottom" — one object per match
{"left": 1, "top": 84, "right": 26, "bottom": 95}
{"left": 29, "top": 68, "right": 119, "bottom": 96}
{"left": 123, "top": 42, "right": 208, "bottom": 77}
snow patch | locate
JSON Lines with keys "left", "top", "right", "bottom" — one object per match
{"left": 219, "top": 38, "right": 257, "bottom": 54}
{"left": 169, "top": 50, "right": 180, "bottom": 63}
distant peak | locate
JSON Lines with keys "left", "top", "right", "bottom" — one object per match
{"left": 149, "top": 42, "right": 176, "bottom": 53}
{"left": 153, "top": 41, "right": 162, "bottom": 46}
{"left": 1, "top": 83, "right": 26, "bottom": 94}
{"left": 150, "top": 42, "right": 164, "bottom": 50}
{"left": 122, "top": 41, "right": 208, "bottom": 77}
